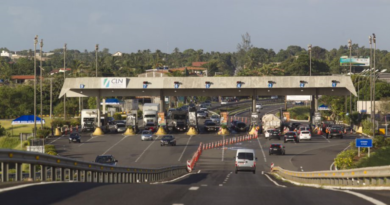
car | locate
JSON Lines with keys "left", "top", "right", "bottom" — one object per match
{"left": 116, "top": 123, "right": 127, "bottom": 133}
{"left": 145, "top": 122, "right": 157, "bottom": 132}
{"left": 266, "top": 129, "right": 282, "bottom": 140}
{"left": 210, "top": 115, "right": 220, "bottom": 124}
{"left": 269, "top": 144, "right": 285, "bottom": 155}
{"left": 204, "top": 119, "right": 213, "bottom": 124}
{"left": 95, "top": 155, "right": 118, "bottom": 166}
{"left": 69, "top": 133, "right": 81, "bottom": 143}
{"left": 221, "top": 100, "right": 228, "bottom": 105}
{"left": 235, "top": 149, "right": 257, "bottom": 174}
{"left": 330, "top": 127, "right": 343, "bottom": 139}
{"left": 82, "top": 122, "right": 95, "bottom": 132}
{"left": 199, "top": 108, "right": 209, "bottom": 117}
{"left": 108, "top": 121, "right": 117, "bottom": 132}
{"left": 204, "top": 121, "right": 219, "bottom": 132}
{"left": 203, "top": 100, "right": 211, "bottom": 107}
{"left": 299, "top": 131, "right": 311, "bottom": 140}
{"left": 297, "top": 126, "right": 310, "bottom": 134}
{"left": 160, "top": 135, "right": 176, "bottom": 146}
{"left": 230, "top": 121, "right": 247, "bottom": 132}
{"left": 228, "top": 98, "right": 238, "bottom": 103}
{"left": 197, "top": 111, "right": 207, "bottom": 118}
{"left": 284, "top": 131, "right": 299, "bottom": 143}
{"left": 141, "top": 130, "right": 153, "bottom": 141}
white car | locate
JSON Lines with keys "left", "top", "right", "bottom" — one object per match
{"left": 299, "top": 131, "right": 311, "bottom": 140}
{"left": 197, "top": 111, "right": 207, "bottom": 118}
{"left": 141, "top": 130, "right": 153, "bottom": 141}
{"left": 264, "top": 129, "right": 273, "bottom": 138}
{"left": 235, "top": 149, "right": 257, "bottom": 174}
{"left": 221, "top": 100, "right": 228, "bottom": 105}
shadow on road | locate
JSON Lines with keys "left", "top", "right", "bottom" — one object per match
{"left": 168, "top": 173, "right": 208, "bottom": 185}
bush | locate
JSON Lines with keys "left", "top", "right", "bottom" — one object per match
{"left": 45, "top": 144, "right": 57, "bottom": 155}
{"left": 335, "top": 149, "right": 358, "bottom": 169}
{"left": 221, "top": 125, "right": 227, "bottom": 129}
{"left": 0, "top": 137, "right": 20, "bottom": 149}
{"left": 138, "top": 110, "right": 143, "bottom": 119}
{"left": 113, "top": 113, "right": 122, "bottom": 120}
{"left": 37, "top": 127, "right": 51, "bottom": 138}
{"left": 355, "top": 146, "right": 390, "bottom": 168}
{"left": 51, "top": 118, "right": 64, "bottom": 127}
{"left": 385, "top": 137, "right": 390, "bottom": 146}
{"left": 373, "top": 135, "right": 386, "bottom": 149}
{"left": 0, "top": 123, "right": 5, "bottom": 136}
{"left": 70, "top": 118, "right": 81, "bottom": 126}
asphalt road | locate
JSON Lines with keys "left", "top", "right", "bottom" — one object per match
{"left": 1, "top": 102, "right": 388, "bottom": 205}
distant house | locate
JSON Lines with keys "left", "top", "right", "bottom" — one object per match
{"left": 192, "top": 62, "right": 207, "bottom": 67}
{"left": 1, "top": 50, "right": 11, "bottom": 58}
{"left": 11, "top": 75, "right": 43, "bottom": 84}
{"left": 113, "top": 52, "right": 123, "bottom": 57}
{"left": 169, "top": 66, "right": 207, "bottom": 76}
{"left": 50, "top": 68, "right": 71, "bottom": 75}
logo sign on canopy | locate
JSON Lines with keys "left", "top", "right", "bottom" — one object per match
{"left": 101, "top": 78, "right": 126, "bottom": 88}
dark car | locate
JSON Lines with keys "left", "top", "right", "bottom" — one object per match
{"left": 268, "top": 130, "right": 282, "bottom": 140}
{"left": 175, "top": 122, "right": 187, "bottom": 132}
{"left": 95, "top": 155, "right": 118, "bottom": 166}
{"left": 160, "top": 135, "right": 176, "bottom": 146}
{"left": 230, "top": 121, "right": 247, "bottom": 132}
{"left": 284, "top": 131, "right": 299, "bottom": 143}
{"left": 330, "top": 127, "right": 344, "bottom": 139}
{"left": 82, "top": 122, "right": 95, "bottom": 132}
{"left": 269, "top": 144, "right": 285, "bottom": 155}
{"left": 145, "top": 122, "right": 157, "bottom": 132}
{"left": 290, "top": 123, "right": 301, "bottom": 131}
{"left": 69, "top": 133, "right": 81, "bottom": 143}
{"left": 204, "top": 121, "right": 219, "bottom": 132}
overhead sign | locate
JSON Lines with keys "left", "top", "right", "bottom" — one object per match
{"left": 356, "top": 138, "right": 373, "bottom": 148}
{"left": 318, "top": 104, "right": 330, "bottom": 110}
{"left": 286, "top": 95, "right": 312, "bottom": 101}
{"left": 101, "top": 78, "right": 126, "bottom": 88}
{"left": 340, "top": 56, "right": 370, "bottom": 67}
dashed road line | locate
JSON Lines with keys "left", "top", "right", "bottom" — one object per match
{"left": 321, "top": 135, "right": 330, "bottom": 143}
{"left": 256, "top": 138, "right": 267, "bottom": 162}
{"left": 189, "top": 186, "right": 199, "bottom": 191}
{"left": 102, "top": 136, "right": 128, "bottom": 155}
{"left": 178, "top": 135, "right": 193, "bottom": 162}
{"left": 222, "top": 135, "right": 225, "bottom": 161}
{"left": 135, "top": 136, "right": 160, "bottom": 162}
{"left": 48, "top": 135, "right": 63, "bottom": 144}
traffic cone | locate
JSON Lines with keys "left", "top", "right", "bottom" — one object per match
{"left": 54, "top": 127, "right": 61, "bottom": 136}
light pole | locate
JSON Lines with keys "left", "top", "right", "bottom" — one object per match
{"left": 373, "top": 33, "right": 376, "bottom": 137}
{"left": 34, "top": 35, "right": 38, "bottom": 140}
{"left": 63, "top": 43, "right": 67, "bottom": 120}
{"left": 369, "top": 35, "right": 373, "bottom": 131}
{"left": 348, "top": 39, "right": 352, "bottom": 115}
{"left": 40, "top": 39, "right": 43, "bottom": 129}
{"left": 95, "top": 44, "right": 99, "bottom": 77}
{"left": 308, "top": 44, "right": 312, "bottom": 76}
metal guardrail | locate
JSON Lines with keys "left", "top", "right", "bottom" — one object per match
{"left": 0, "top": 149, "right": 187, "bottom": 183}
{"left": 272, "top": 166, "right": 390, "bottom": 186}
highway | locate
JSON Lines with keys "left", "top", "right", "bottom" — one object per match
{"left": 0, "top": 102, "right": 389, "bottom": 205}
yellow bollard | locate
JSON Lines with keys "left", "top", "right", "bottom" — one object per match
{"left": 92, "top": 127, "right": 104, "bottom": 136}
{"left": 186, "top": 127, "right": 198, "bottom": 135}
{"left": 124, "top": 128, "right": 135, "bottom": 136}
{"left": 155, "top": 127, "right": 167, "bottom": 135}
{"left": 218, "top": 128, "right": 230, "bottom": 135}
{"left": 54, "top": 128, "right": 61, "bottom": 136}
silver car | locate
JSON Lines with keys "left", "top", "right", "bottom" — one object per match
{"left": 141, "top": 130, "right": 153, "bottom": 141}
{"left": 210, "top": 115, "right": 220, "bottom": 124}
{"left": 197, "top": 111, "right": 207, "bottom": 118}
{"left": 116, "top": 123, "right": 127, "bottom": 133}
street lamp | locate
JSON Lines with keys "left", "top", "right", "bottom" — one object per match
{"left": 40, "top": 39, "right": 43, "bottom": 129}
{"left": 348, "top": 39, "right": 352, "bottom": 115}
{"left": 373, "top": 33, "right": 377, "bottom": 138}
{"left": 369, "top": 35, "right": 373, "bottom": 132}
{"left": 64, "top": 43, "right": 67, "bottom": 120}
{"left": 34, "top": 35, "right": 38, "bottom": 140}
{"left": 95, "top": 44, "right": 99, "bottom": 77}
{"left": 308, "top": 44, "right": 312, "bottom": 76}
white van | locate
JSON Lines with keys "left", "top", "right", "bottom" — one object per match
{"left": 235, "top": 149, "right": 257, "bottom": 174}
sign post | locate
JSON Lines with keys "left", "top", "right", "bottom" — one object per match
{"left": 355, "top": 138, "right": 373, "bottom": 157}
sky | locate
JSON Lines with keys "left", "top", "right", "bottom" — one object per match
{"left": 0, "top": 0, "right": 389, "bottom": 53}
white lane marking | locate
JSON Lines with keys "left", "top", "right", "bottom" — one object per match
{"left": 178, "top": 135, "right": 193, "bottom": 162}
{"left": 48, "top": 136, "right": 63, "bottom": 144}
{"left": 78, "top": 134, "right": 95, "bottom": 147}
{"left": 102, "top": 136, "right": 128, "bottom": 155}
{"left": 172, "top": 204, "right": 184, "bottom": 205}
{"left": 329, "top": 189, "right": 386, "bottom": 205}
{"left": 135, "top": 135, "right": 160, "bottom": 162}
{"left": 189, "top": 186, "right": 199, "bottom": 191}
{"left": 201, "top": 184, "right": 208, "bottom": 187}
{"left": 264, "top": 173, "right": 286, "bottom": 188}
{"left": 256, "top": 138, "right": 267, "bottom": 162}
{"left": 321, "top": 135, "right": 330, "bottom": 143}
{"left": 151, "top": 172, "right": 192, "bottom": 184}
{"left": 330, "top": 162, "right": 335, "bottom": 171}
{"left": 197, "top": 170, "right": 201, "bottom": 174}
{"left": 219, "top": 184, "right": 223, "bottom": 186}
{"left": 0, "top": 181, "right": 74, "bottom": 193}
{"left": 222, "top": 135, "right": 225, "bottom": 161}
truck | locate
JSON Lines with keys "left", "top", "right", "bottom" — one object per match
{"left": 188, "top": 106, "right": 199, "bottom": 131}
{"left": 81, "top": 109, "right": 109, "bottom": 132}
{"left": 167, "top": 110, "right": 188, "bottom": 132}
{"left": 262, "top": 114, "right": 281, "bottom": 132}
{"left": 143, "top": 103, "right": 159, "bottom": 125}
{"left": 126, "top": 110, "right": 138, "bottom": 132}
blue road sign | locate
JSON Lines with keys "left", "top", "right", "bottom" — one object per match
{"left": 237, "top": 83, "right": 241, "bottom": 88}
{"left": 174, "top": 84, "right": 179, "bottom": 89}
{"left": 80, "top": 84, "right": 85, "bottom": 89}
{"left": 355, "top": 138, "right": 373, "bottom": 148}
{"left": 206, "top": 83, "right": 210, "bottom": 89}
{"left": 268, "top": 83, "right": 273, "bottom": 88}
{"left": 332, "top": 82, "right": 337, "bottom": 87}
{"left": 300, "top": 83, "right": 304, "bottom": 88}
{"left": 143, "top": 84, "right": 148, "bottom": 89}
